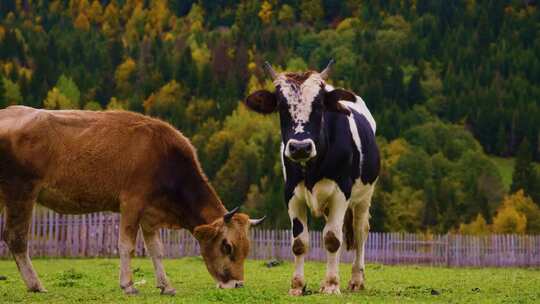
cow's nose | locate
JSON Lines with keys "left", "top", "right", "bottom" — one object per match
{"left": 288, "top": 140, "right": 315, "bottom": 161}
{"left": 290, "top": 141, "right": 312, "bottom": 154}
{"left": 235, "top": 281, "right": 244, "bottom": 288}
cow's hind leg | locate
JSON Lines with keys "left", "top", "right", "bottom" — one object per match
{"left": 3, "top": 198, "right": 46, "bottom": 292}
{"left": 320, "top": 191, "right": 348, "bottom": 295}
{"left": 288, "top": 196, "right": 308, "bottom": 296}
{"left": 141, "top": 227, "right": 176, "bottom": 295}
{"left": 118, "top": 207, "right": 141, "bottom": 295}
{"left": 348, "top": 184, "right": 375, "bottom": 291}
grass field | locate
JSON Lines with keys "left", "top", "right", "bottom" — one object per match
{"left": 0, "top": 258, "right": 539, "bottom": 303}
{"left": 490, "top": 156, "right": 515, "bottom": 192}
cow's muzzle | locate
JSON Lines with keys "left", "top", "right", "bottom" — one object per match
{"left": 285, "top": 139, "right": 316, "bottom": 162}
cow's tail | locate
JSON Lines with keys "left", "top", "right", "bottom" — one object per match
{"left": 343, "top": 207, "right": 355, "bottom": 250}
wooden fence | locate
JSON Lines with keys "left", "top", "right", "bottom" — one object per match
{"left": 0, "top": 210, "right": 539, "bottom": 267}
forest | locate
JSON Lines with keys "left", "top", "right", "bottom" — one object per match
{"left": 0, "top": 0, "right": 539, "bottom": 234}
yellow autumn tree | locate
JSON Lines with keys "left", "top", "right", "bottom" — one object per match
{"left": 143, "top": 81, "right": 185, "bottom": 127}
{"left": 44, "top": 87, "right": 76, "bottom": 110}
{"left": 493, "top": 207, "right": 527, "bottom": 234}
{"left": 87, "top": 0, "right": 104, "bottom": 24}
{"left": 102, "top": 1, "right": 120, "bottom": 37}
{"left": 187, "top": 3, "right": 204, "bottom": 33}
{"left": 74, "top": 13, "right": 90, "bottom": 31}
{"left": 107, "top": 97, "right": 127, "bottom": 110}
{"left": 124, "top": 3, "right": 147, "bottom": 46}
{"left": 459, "top": 214, "right": 490, "bottom": 235}
{"left": 494, "top": 190, "right": 540, "bottom": 233}
{"left": 383, "top": 138, "right": 411, "bottom": 167}
{"left": 143, "top": 80, "right": 183, "bottom": 113}
{"left": 48, "top": 0, "right": 63, "bottom": 15}
{"left": 0, "top": 25, "right": 5, "bottom": 42}
{"left": 84, "top": 101, "right": 102, "bottom": 110}
{"left": 258, "top": 1, "right": 273, "bottom": 24}
{"left": 185, "top": 98, "right": 216, "bottom": 128}
{"left": 69, "top": 0, "right": 90, "bottom": 18}
{"left": 300, "top": 0, "right": 323, "bottom": 24}
{"left": 278, "top": 4, "right": 295, "bottom": 24}
{"left": 114, "top": 58, "right": 136, "bottom": 97}
{"left": 147, "top": 0, "right": 170, "bottom": 37}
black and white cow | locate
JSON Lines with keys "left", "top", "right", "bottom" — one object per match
{"left": 244, "top": 61, "right": 380, "bottom": 295}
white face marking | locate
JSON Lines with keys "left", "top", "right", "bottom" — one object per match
{"left": 274, "top": 73, "right": 325, "bottom": 134}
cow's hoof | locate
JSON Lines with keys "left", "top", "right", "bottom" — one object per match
{"left": 320, "top": 277, "right": 340, "bottom": 295}
{"left": 320, "top": 284, "right": 341, "bottom": 295}
{"left": 160, "top": 286, "right": 177, "bottom": 296}
{"left": 289, "top": 287, "right": 304, "bottom": 296}
{"left": 28, "top": 286, "right": 47, "bottom": 293}
{"left": 123, "top": 286, "right": 139, "bottom": 295}
{"left": 289, "top": 275, "right": 305, "bottom": 296}
{"left": 348, "top": 279, "right": 365, "bottom": 291}
{"left": 348, "top": 270, "right": 365, "bottom": 291}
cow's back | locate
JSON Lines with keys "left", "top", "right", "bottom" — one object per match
{"left": 0, "top": 106, "right": 186, "bottom": 213}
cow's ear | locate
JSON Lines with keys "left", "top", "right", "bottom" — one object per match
{"left": 193, "top": 224, "right": 218, "bottom": 242}
{"left": 244, "top": 90, "right": 277, "bottom": 114}
{"left": 324, "top": 89, "right": 356, "bottom": 115}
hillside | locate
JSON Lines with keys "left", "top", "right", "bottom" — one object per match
{"left": 1, "top": 1, "right": 539, "bottom": 233}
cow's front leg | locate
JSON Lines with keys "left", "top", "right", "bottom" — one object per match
{"left": 320, "top": 192, "right": 348, "bottom": 295}
{"left": 142, "top": 228, "right": 176, "bottom": 295}
{"left": 288, "top": 196, "right": 308, "bottom": 296}
{"left": 118, "top": 210, "right": 140, "bottom": 295}
{"left": 3, "top": 199, "right": 46, "bottom": 292}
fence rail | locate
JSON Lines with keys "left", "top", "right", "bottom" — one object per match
{"left": 1, "top": 210, "right": 539, "bottom": 267}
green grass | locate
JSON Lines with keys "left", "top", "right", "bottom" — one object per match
{"left": 490, "top": 156, "right": 515, "bottom": 192}
{"left": 0, "top": 258, "right": 539, "bottom": 303}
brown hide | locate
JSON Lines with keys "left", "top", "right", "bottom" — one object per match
{"left": 0, "top": 106, "right": 226, "bottom": 230}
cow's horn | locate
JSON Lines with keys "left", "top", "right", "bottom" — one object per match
{"left": 249, "top": 216, "right": 266, "bottom": 226}
{"left": 263, "top": 61, "right": 278, "bottom": 80}
{"left": 320, "top": 59, "right": 335, "bottom": 80}
{"left": 224, "top": 206, "right": 240, "bottom": 223}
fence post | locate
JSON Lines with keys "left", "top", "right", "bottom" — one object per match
{"left": 445, "top": 234, "right": 450, "bottom": 267}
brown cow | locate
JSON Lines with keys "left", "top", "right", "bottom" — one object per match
{"left": 0, "top": 106, "right": 264, "bottom": 294}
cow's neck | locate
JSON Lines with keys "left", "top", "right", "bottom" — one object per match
{"left": 160, "top": 150, "right": 227, "bottom": 232}
{"left": 184, "top": 180, "right": 227, "bottom": 231}
{"left": 198, "top": 187, "right": 228, "bottom": 227}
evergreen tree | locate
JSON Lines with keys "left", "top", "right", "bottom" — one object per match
{"left": 511, "top": 138, "right": 536, "bottom": 197}
{"left": 18, "top": 74, "right": 30, "bottom": 105}
{"left": 406, "top": 72, "right": 424, "bottom": 107}
{"left": 8, "top": 66, "right": 18, "bottom": 82}
{"left": 176, "top": 47, "right": 198, "bottom": 93}
{"left": 533, "top": 170, "right": 540, "bottom": 206}
{"left": 496, "top": 125, "right": 507, "bottom": 156}
{"left": 370, "top": 198, "right": 387, "bottom": 232}
{"left": 108, "top": 38, "right": 124, "bottom": 68}
{"left": 422, "top": 179, "right": 438, "bottom": 229}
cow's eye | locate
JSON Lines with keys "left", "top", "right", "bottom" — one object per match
{"left": 221, "top": 239, "right": 233, "bottom": 255}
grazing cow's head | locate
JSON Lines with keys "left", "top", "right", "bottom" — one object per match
{"left": 244, "top": 60, "right": 356, "bottom": 164}
{"left": 194, "top": 207, "right": 264, "bottom": 288}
